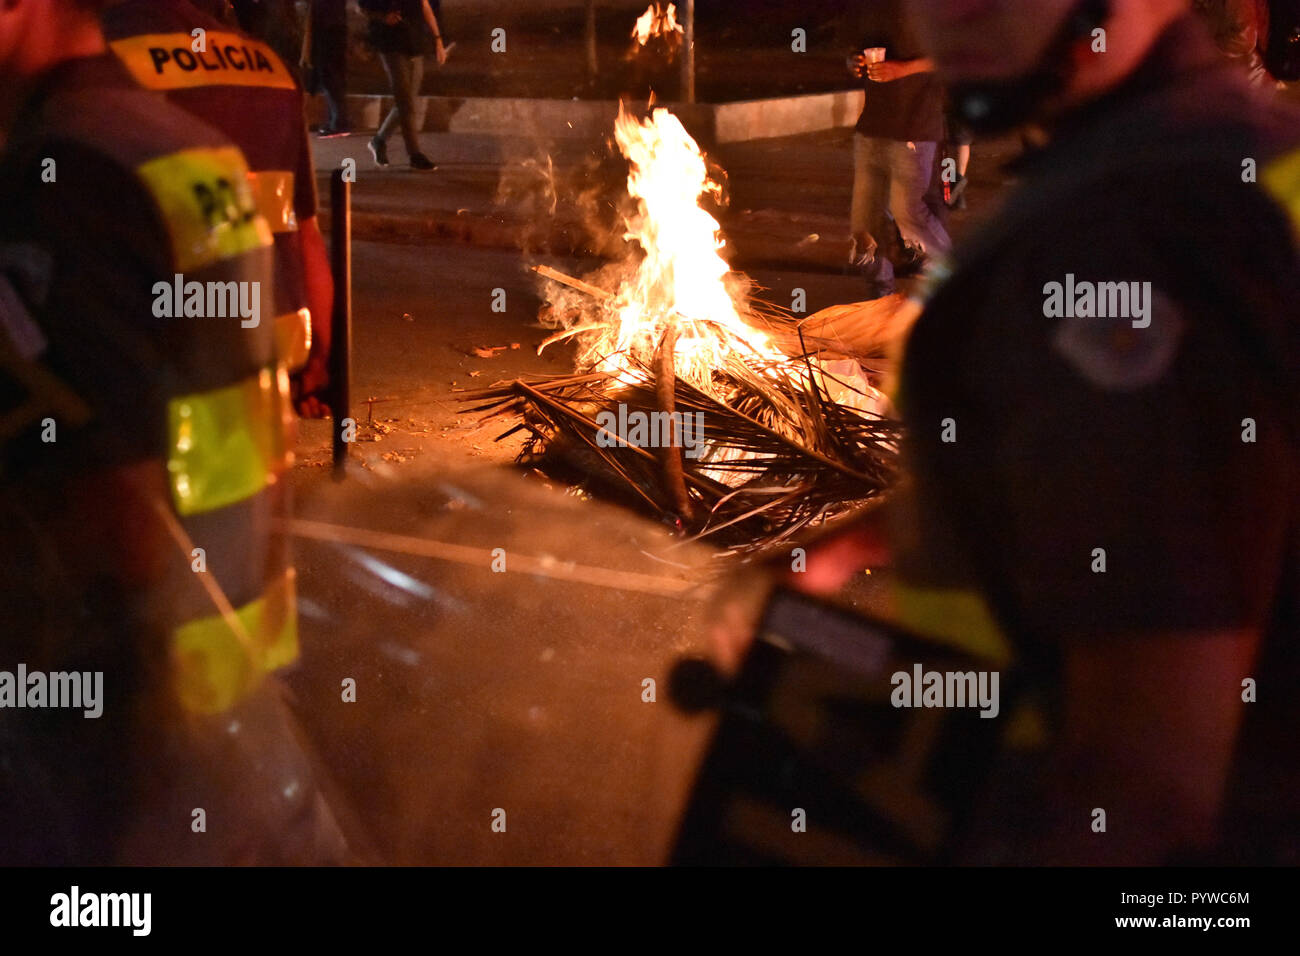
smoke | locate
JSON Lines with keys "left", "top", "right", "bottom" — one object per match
{"left": 494, "top": 139, "right": 638, "bottom": 259}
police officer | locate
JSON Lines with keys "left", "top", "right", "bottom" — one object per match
{"left": 717, "top": 0, "right": 1300, "bottom": 865}
{"left": 103, "top": 0, "right": 334, "bottom": 418}
{"left": 0, "top": 0, "right": 346, "bottom": 863}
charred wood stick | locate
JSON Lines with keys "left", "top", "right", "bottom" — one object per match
{"left": 532, "top": 264, "right": 613, "bottom": 300}
{"left": 655, "top": 325, "right": 695, "bottom": 521}
{"left": 516, "top": 380, "right": 659, "bottom": 465}
{"left": 513, "top": 379, "right": 724, "bottom": 496}
{"left": 513, "top": 383, "right": 666, "bottom": 512}
{"left": 537, "top": 323, "right": 607, "bottom": 354}
{"left": 457, "top": 372, "right": 612, "bottom": 404}
{"left": 688, "top": 485, "right": 809, "bottom": 542}
{"left": 670, "top": 375, "right": 875, "bottom": 483}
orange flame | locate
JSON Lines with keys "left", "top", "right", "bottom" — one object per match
{"left": 539, "top": 105, "right": 889, "bottom": 425}
{"left": 574, "top": 106, "right": 783, "bottom": 391}
{"left": 631, "top": 3, "right": 683, "bottom": 46}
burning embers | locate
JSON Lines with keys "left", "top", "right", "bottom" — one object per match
{"left": 467, "top": 107, "right": 901, "bottom": 552}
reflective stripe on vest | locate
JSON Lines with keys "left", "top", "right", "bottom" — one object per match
{"left": 109, "top": 32, "right": 297, "bottom": 91}
{"left": 135, "top": 146, "right": 272, "bottom": 273}
{"left": 275, "top": 308, "right": 312, "bottom": 371}
{"left": 172, "top": 567, "right": 298, "bottom": 715}
{"left": 168, "top": 365, "right": 292, "bottom": 517}
{"left": 246, "top": 169, "right": 297, "bottom": 234}
{"left": 1262, "top": 145, "right": 1300, "bottom": 236}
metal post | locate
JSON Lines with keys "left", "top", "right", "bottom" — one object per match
{"left": 681, "top": 0, "right": 695, "bottom": 103}
{"left": 584, "top": 0, "right": 598, "bottom": 80}
{"left": 329, "top": 169, "right": 352, "bottom": 480}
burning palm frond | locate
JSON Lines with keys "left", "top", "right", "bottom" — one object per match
{"left": 461, "top": 106, "right": 907, "bottom": 553}
{"left": 461, "top": 344, "right": 901, "bottom": 553}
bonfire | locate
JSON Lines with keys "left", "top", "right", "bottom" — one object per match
{"left": 465, "top": 106, "right": 907, "bottom": 553}
{"left": 629, "top": 3, "right": 684, "bottom": 57}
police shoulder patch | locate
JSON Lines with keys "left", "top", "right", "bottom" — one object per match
{"left": 134, "top": 147, "right": 272, "bottom": 272}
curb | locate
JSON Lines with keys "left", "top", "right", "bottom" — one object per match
{"left": 307, "top": 88, "right": 864, "bottom": 144}
{"left": 319, "top": 201, "right": 853, "bottom": 274}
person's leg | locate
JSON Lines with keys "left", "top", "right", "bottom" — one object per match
{"left": 848, "top": 134, "right": 895, "bottom": 295}
{"left": 922, "top": 143, "right": 950, "bottom": 234}
{"left": 944, "top": 141, "right": 972, "bottom": 209}
{"left": 849, "top": 132, "right": 871, "bottom": 254}
{"left": 889, "top": 140, "right": 951, "bottom": 257}
{"left": 318, "top": 25, "right": 349, "bottom": 131}
{"left": 850, "top": 134, "right": 891, "bottom": 259}
{"left": 375, "top": 51, "right": 407, "bottom": 146}
{"left": 396, "top": 55, "right": 426, "bottom": 159}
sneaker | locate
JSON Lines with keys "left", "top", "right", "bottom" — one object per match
{"left": 318, "top": 126, "right": 352, "bottom": 139}
{"left": 368, "top": 137, "right": 389, "bottom": 167}
{"left": 409, "top": 153, "right": 437, "bottom": 171}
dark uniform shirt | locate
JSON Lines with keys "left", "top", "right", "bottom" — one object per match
{"left": 847, "top": 0, "right": 944, "bottom": 142}
{"left": 104, "top": 0, "right": 318, "bottom": 370}
{"left": 891, "top": 15, "right": 1300, "bottom": 862}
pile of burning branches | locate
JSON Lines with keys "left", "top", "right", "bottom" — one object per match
{"left": 463, "top": 106, "right": 904, "bottom": 553}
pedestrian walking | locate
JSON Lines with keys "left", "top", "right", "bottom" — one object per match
{"left": 845, "top": 0, "right": 952, "bottom": 298}
{"left": 360, "top": 0, "right": 448, "bottom": 171}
